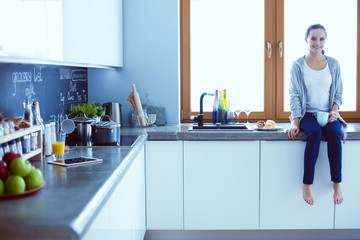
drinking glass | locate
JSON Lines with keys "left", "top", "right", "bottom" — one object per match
{"left": 52, "top": 132, "right": 66, "bottom": 160}
{"left": 244, "top": 109, "right": 252, "bottom": 124}
{"left": 234, "top": 110, "right": 242, "bottom": 123}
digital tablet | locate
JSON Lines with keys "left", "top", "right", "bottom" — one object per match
{"left": 48, "top": 156, "right": 103, "bottom": 167}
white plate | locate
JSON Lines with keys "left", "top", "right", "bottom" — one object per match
{"left": 252, "top": 125, "right": 283, "bottom": 131}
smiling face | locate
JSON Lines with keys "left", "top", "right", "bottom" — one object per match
{"left": 305, "top": 28, "right": 327, "bottom": 54}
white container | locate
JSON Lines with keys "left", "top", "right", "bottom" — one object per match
{"left": 50, "top": 122, "right": 57, "bottom": 143}
{"left": 30, "top": 132, "right": 38, "bottom": 151}
{"left": 44, "top": 124, "right": 52, "bottom": 157}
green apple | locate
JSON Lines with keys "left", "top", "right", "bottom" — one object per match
{"left": 0, "top": 178, "right": 4, "bottom": 195}
{"left": 5, "top": 175, "right": 25, "bottom": 194}
{"left": 9, "top": 158, "right": 31, "bottom": 177}
{"left": 24, "top": 168, "right": 43, "bottom": 190}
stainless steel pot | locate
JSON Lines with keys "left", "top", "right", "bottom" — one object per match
{"left": 69, "top": 111, "right": 96, "bottom": 142}
{"left": 91, "top": 115, "right": 121, "bottom": 145}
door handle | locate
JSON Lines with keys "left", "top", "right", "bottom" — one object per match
{"left": 278, "top": 41, "right": 283, "bottom": 58}
{"left": 266, "top": 41, "right": 272, "bottom": 58}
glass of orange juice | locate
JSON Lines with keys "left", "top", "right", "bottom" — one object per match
{"left": 52, "top": 133, "right": 66, "bottom": 160}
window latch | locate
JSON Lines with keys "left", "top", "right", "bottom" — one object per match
{"left": 266, "top": 41, "right": 271, "bottom": 58}
{"left": 278, "top": 41, "right": 283, "bottom": 58}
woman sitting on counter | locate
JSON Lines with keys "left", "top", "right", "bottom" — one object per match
{"left": 285, "top": 24, "right": 347, "bottom": 206}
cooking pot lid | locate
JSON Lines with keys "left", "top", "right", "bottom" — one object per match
{"left": 92, "top": 115, "right": 121, "bottom": 128}
{"left": 72, "top": 111, "right": 96, "bottom": 123}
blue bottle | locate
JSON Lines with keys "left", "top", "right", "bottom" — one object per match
{"left": 212, "top": 90, "right": 219, "bottom": 124}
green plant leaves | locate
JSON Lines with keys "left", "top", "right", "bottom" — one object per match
{"left": 70, "top": 102, "right": 105, "bottom": 119}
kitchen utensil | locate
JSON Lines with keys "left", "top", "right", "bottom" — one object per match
{"left": 91, "top": 115, "right": 121, "bottom": 145}
{"left": 103, "top": 102, "right": 123, "bottom": 126}
{"left": 130, "top": 110, "right": 150, "bottom": 127}
{"left": 126, "top": 93, "right": 141, "bottom": 126}
{"left": 61, "top": 119, "right": 75, "bottom": 134}
{"left": 69, "top": 111, "right": 95, "bottom": 142}
{"left": 132, "top": 84, "right": 148, "bottom": 126}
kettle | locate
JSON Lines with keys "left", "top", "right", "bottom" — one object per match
{"left": 103, "top": 102, "right": 123, "bottom": 127}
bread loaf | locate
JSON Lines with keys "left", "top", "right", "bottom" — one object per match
{"left": 257, "top": 120, "right": 265, "bottom": 128}
{"left": 264, "top": 120, "right": 276, "bottom": 129}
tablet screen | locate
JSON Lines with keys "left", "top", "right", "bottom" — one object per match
{"left": 48, "top": 156, "right": 103, "bottom": 167}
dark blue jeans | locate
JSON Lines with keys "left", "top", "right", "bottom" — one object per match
{"left": 300, "top": 113, "right": 342, "bottom": 184}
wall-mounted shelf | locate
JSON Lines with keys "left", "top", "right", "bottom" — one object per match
{"left": 0, "top": 125, "right": 43, "bottom": 162}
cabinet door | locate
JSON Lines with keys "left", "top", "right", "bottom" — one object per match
{"left": 0, "top": 0, "right": 50, "bottom": 60}
{"left": 0, "top": 0, "right": 122, "bottom": 66}
{"left": 184, "top": 141, "right": 259, "bottom": 230}
{"left": 63, "top": 0, "right": 123, "bottom": 66}
{"left": 260, "top": 141, "right": 334, "bottom": 229}
{"left": 132, "top": 146, "right": 146, "bottom": 240}
{"left": 335, "top": 141, "right": 360, "bottom": 228}
{"left": 83, "top": 146, "right": 145, "bottom": 240}
{"left": 145, "top": 141, "right": 184, "bottom": 229}
{"left": 83, "top": 161, "right": 133, "bottom": 240}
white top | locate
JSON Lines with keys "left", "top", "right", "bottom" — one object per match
{"left": 303, "top": 61, "right": 332, "bottom": 113}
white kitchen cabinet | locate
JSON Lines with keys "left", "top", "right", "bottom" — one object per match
{"left": 145, "top": 141, "right": 184, "bottom": 229}
{"left": 0, "top": 0, "right": 122, "bottom": 67}
{"left": 260, "top": 141, "right": 334, "bottom": 229}
{"left": 83, "top": 146, "right": 145, "bottom": 240}
{"left": 63, "top": 0, "right": 123, "bottom": 67}
{"left": 335, "top": 140, "right": 360, "bottom": 229}
{"left": 183, "top": 141, "right": 259, "bottom": 230}
{"left": 0, "top": 0, "right": 52, "bottom": 60}
{"left": 132, "top": 146, "right": 146, "bottom": 239}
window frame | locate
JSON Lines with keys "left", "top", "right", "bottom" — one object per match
{"left": 181, "top": 0, "right": 360, "bottom": 123}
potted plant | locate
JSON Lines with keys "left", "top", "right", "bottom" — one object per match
{"left": 69, "top": 102, "right": 105, "bottom": 121}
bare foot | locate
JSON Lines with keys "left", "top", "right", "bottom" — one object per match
{"left": 303, "top": 184, "right": 315, "bottom": 205}
{"left": 333, "top": 182, "right": 343, "bottom": 205}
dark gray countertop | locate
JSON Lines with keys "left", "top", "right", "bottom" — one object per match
{"left": 0, "top": 134, "right": 147, "bottom": 240}
{"left": 1, "top": 123, "right": 359, "bottom": 240}
{"left": 130, "top": 123, "right": 360, "bottom": 141}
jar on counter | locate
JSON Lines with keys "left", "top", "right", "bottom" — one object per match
{"left": 8, "top": 121, "right": 15, "bottom": 134}
{"left": 2, "top": 122, "right": 9, "bottom": 135}
{"left": 22, "top": 134, "right": 31, "bottom": 154}
{"left": 0, "top": 123, "right": 4, "bottom": 137}
{"left": 16, "top": 138, "right": 23, "bottom": 155}
{"left": 9, "top": 140, "right": 17, "bottom": 153}
{"left": 0, "top": 145, "right": 4, "bottom": 160}
{"left": 23, "top": 98, "right": 33, "bottom": 126}
{"left": 44, "top": 123, "right": 52, "bottom": 157}
{"left": 50, "top": 122, "right": 57, "bottom": 143}
{"left": 2, "top": 142, "right": 10, "bottom": 154}
{"left": 32, "top": 101, "right": 42, "bottom": 125}
{"left": 30, "top": 132, "right": 38, "bottom": 151}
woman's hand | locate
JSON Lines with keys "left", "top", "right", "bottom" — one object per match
{"left": 285, "top": 118, "right": 300, "bottom": 140}
{"left": 329, "top": 111, "right": 338, "bottom": 123}
{"left": 285, "top": 126, "right": 300, "bottom": 140}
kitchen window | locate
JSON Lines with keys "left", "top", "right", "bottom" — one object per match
{"left": 181, "top": 0, "right": 360, "bottom": 123}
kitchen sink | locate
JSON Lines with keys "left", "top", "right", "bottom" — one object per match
{"left": 189, "top": 123, "right": 251, "bottom": 131}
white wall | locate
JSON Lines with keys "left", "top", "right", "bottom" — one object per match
{"left": 87, "top": 0, "right": 180, "bottom": 126}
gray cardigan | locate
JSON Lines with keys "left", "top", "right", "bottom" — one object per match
{"left": 289, "top": 56, "right": 348, "bottom": 139}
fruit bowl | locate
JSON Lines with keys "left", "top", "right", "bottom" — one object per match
{"left": 0, "top": 182, "right": 45, "bottom": 200}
